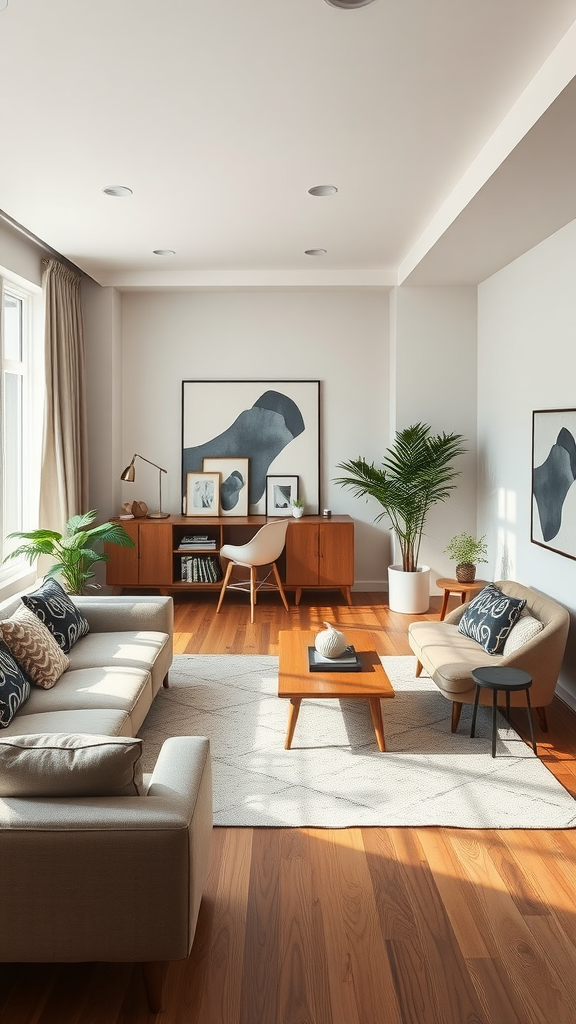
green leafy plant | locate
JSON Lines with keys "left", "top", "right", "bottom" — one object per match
{"left": 292, "top": 498, "right": 305, "bottom": 508}
{"left": 4, "top": 510, "right": 135, "bottom": 595}
{"left": 444, "top": 532, "right": 488, "bottom": 566}
{"left": 334, "top": 422, "right": 467, "bottom": 572}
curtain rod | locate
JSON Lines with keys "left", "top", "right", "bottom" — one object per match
{"left": 0, "top": 208, "right": 96, "bottom": 281}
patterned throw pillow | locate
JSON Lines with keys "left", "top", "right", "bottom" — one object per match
{"left": 22, "top": 577, "right": 89, "bottom": 653}
{"left": 0, "top": 606, "right": 69, "bottom": 689}
{"left": 458, "top": 583, "right": 526, "bottom": 655}
{"left": 0, "top": 639, "right": 31, "bottom": 727}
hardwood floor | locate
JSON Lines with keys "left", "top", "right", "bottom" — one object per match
{"left": 3, "top": 590, "right": 576, "bottom": 1023}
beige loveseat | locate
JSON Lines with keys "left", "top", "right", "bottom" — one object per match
{"left": 0, "top": 593, "right": 213, "bottom": 1012}
{"left": 408, "top": 580, "right": 570, "bottom": 734}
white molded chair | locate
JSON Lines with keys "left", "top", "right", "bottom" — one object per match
{"left": 216, "top": 519, "right": 290, "bottom": 622}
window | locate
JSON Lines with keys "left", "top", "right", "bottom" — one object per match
{"left": 0, "top": 272, "right": 43, "bottom": 587}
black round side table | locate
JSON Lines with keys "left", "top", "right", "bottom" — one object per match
{"left": 470, "top": 665, "right": 537, "bottom": 758}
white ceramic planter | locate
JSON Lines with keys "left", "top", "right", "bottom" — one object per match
{"left": 292, "top": 507, "right": 304, "bottom": 519}
{"left": 387, "top": 564, "right": 430, "bottom": 614}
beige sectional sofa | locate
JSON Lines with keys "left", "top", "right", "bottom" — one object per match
{"left": 408, "top": 580, "right": 570, "bottom": 734}
{"left": 0, "top": 592, "right": 213, "bottom": 1012}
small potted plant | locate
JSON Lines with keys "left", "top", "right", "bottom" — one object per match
{"left": 291, "top": 498, "right": 305, "bottom": 519}
{"left": 443, "top": 532, "right": 488, "bottom": 583}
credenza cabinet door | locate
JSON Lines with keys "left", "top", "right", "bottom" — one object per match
{"left": 105, "top": 520, "right": 139, "bottom": 586}
{"left": 285, "top": 522, "right": 320, "bottom": 586}
{"left": 138, "top": 522, "right": 173, "bottom": 585}
{"left": 318, "top": 522, "right": 354, "bottom": 587}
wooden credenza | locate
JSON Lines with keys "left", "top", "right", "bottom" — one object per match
{"left": 105, "top": 514, "right": 354, "bottom": 605}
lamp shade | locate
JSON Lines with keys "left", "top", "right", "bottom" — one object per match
{"left": 120, "top": 463, "right": 135, "bottom": 482}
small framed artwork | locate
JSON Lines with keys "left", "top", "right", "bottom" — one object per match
{"left": 266, "top": 475, "right": 298, "bottom": 516}
{"left": 202, "top": 457, "right": 249, "bottom": 516}
{"left": 185, "top": 472, "right": 220, "bottom": 516}
{"left": 531, "top": 408, "right": 576, "bottom": 560}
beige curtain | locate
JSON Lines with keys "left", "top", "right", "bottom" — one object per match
{"left": 39, "top": 259, "right": 89, "bottom": 532}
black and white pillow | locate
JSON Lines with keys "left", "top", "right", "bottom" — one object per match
{"left": 22, "top": 578, "right": 89, "bottom": 654}
{"left": 0, "top": 639, "right": 31, "bottom": 727}
{"left": 458, "top": 583, "right": 526, "bottom": 655}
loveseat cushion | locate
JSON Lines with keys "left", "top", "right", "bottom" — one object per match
{"left": 20, "top": 666, "right": 153, "bottom": 734}
{"left": 502, "top": 613, "right": 544, "bottom": 656}
{"left": 0, "top": 605, "right": 69, "bottom": 688}
{"left": 457, "top": 583, "right": 526, "bottom": 654}
{"left": 0, "top": 640, "right": 30, "bottom": 727}
{"left": 22, "top": 578, "right": 89, "bottom": 653}
{"left": 408, "top": 620, "right": 505, "bottom": 694}
{"left": 0, "top": 733, "right": 143, "bottom": 797}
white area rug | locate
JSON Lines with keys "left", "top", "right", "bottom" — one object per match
{"left": 139, "top": 654, "right": 576, "bottom": 828}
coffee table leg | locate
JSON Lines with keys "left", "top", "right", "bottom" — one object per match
{"left": 368, "top": 697, "right": 386, "bottom": 752}
{"left": 285, "top": 698, "right": 302, "bottom": 750}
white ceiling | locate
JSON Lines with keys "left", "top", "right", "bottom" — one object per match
{"left": 1, "top": 0, "right": 576, "bottom": 288}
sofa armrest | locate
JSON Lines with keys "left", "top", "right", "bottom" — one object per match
{"left": 73, "top": 594, "right": 174, "bottom": 636}
{"left": 443, "top": 604, "right": 468, "bottom": 626}
{"left": 0, "top": 736, "right": 212, "bottom": 964}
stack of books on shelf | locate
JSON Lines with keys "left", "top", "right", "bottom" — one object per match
{"left": 180, "top": 555, "right": 223, "bottom": 583}
{"left": 178, "top": 534, "right": 217, "bottom": 550}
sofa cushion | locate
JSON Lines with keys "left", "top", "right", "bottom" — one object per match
{"left": 0, "top": 707, "right": 132, "bottom": 737}
{"left": 22, "top": 578, "right": 90, "bottom": 653}
{"left": 0, "top": 640, "right": 30, "bottom": 727}
{"left": 0, "top": 605, "right": 69, "bottom": 688}
{"left": 67, "top": 630, "right": 169, "bottom": 675}
{"left": 0, "top": 733, "right": 143, "bottom": 797}
{"left": 408, "top": 620, "right": 505, "bottom": 694}
{"left": 457, "top": 583, "right": 526, "bottom": 654}
{"left": 21, "top": 666, "right": 152, "bottom": 734}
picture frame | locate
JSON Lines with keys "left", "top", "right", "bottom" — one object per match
{"left": 266, "top": 475, "right": 298, "bottom": 516}
{"left": 185, "top": 472, "right": 220, "bottom": 516}
{"left": 182, "top": 379, "right": 320, "bottom": 514}
{"left": 202, "top": 457, "right": 249, "bottom": 516}
{"left": 531, "top": 408, "right": 576, "bottom": 561}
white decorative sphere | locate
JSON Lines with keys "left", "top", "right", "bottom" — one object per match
{"left": 314, "top": 621, "right": 348, "bottom": 658}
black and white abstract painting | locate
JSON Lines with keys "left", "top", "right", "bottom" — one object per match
{"left": 182, "top": 380, "right": 320, "bottom": 515}
{"left": 531, "top": 408, "right": 576, "bottom": 560}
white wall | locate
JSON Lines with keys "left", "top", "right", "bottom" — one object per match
{"left": 117, "top": 288, "right": 389, "bottom": 587}
{"left": 0, "top": 219, "right": 45, "bottom": 287}
{"left": 390, "top": 286, "right": 479, "bottom": 583}
{"left": 477, "top": 217, "right": 576, "bottom": 706}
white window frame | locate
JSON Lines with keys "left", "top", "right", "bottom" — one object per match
{"left": 0, "top": 269, "right": 44, "bottom": 597}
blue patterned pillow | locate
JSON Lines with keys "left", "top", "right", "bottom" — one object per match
{"left": 22, "top": 578, "right": 89, "bottom": 654}
{"left": 0, "top": 640, "right": 31, "bottom": 727}
{"left": 458, "top": 583, "right": 526, "bottom": 655}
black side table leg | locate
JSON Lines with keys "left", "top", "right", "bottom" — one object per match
{"left": 492, "top": 689, "right": 498, "bottom": 758}
{"left": 525, "top": 689, "right": 537, "bottom": 756}
{"left": 505, "top": 689, "right": 511, "bottom": 721}
{"left": 470, "top": 684, "right": 481, "bottom": 738}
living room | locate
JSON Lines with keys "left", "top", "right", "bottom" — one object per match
{"left": 2, "top": 1, "right": 576, "bottom": 1021}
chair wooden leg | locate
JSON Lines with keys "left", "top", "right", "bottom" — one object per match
{"left": 216, "top": 561, "right": 234, "bottom": 614}
{"left": 415, "top": 660, "right": 423, "bottom": 677}
{"left": 451, "top": 701, "right": 463, "bottom": 734}
{"left": 141, "top": 961, "right": 168, "bottom": 1013}
{"left": 250, "top": 566, "right": 257, "bottom": 623}
{"left": 535, "top": 706, "right": 548, "bottom": 732}
{"left": 272, "top": 561, "right": 290, "bottom": 612}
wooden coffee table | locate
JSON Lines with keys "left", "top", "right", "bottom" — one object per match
{"left": 278, "top": 630, "right": 394, "bottom": 751}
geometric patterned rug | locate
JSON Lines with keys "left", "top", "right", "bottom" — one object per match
{"left": 138, "top": 654, "right": 576, "bottom": 829}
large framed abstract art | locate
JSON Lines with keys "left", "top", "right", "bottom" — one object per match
{"left": 531, "top": 408, "right": 576, "bottom": 561}
{"left": 182, "top": 380, "right": 321, "bottom": 515}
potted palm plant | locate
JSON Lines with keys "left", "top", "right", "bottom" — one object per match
{"left": 335, "top": 422, "right": 467, "bottom": 613}
{"left": 3, "top": 509, "right": 135, "bottom": 595}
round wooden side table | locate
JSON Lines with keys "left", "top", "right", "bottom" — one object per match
{"left": 435, "top": 577, "right": 488, "bottom": 621}
{"left": 470, "top": 665, "right": 536, "bottom": 758}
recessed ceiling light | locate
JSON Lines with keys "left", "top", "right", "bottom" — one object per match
{"left": 305, "top": 249, "right": 327, "bottom": 256}
{"left": 308, "top": 185, "right": 338, "bottom": 197}
{"left": 324, "top": 0, "right": 378, "bottom": 7}
{"left": 153, "top": 249, "right": 176, "bottom": 256}
{"left": 102, "top": 185, "right": 133, "bottom": 197}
